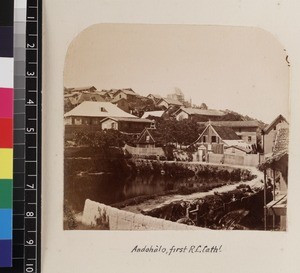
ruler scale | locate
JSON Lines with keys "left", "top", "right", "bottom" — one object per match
{"left": 1, "top": 0, "right": 42, "bottom": 272}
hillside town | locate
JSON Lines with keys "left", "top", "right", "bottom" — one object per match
{"left": 64, "top": 86, "right": 289, "bottom": 231}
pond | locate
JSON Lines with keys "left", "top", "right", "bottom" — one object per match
{"left": 64, "top": 173, "right": 231, "bottom": 213}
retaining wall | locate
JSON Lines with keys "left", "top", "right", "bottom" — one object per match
{"left": 82, "top": 199, "right": 202, "bottom": 230}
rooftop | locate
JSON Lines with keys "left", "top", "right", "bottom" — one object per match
{"left": 141, "top": 111, "right": 165, "bottom": 119}
{"left": 64, "top": 101, "right": 137, "bottom": 118}
{"left": 213, "top": 125, "right": 241, "bottom": 140}
{"left": 101, "top": 117, "right": 153, "bottom": 123}
{"left": 263, "top": 114, "right": 288, "bottom": 133}
{"left": 159, "top": 98, "right": 183, "bottom": 106}
{"left": 198, "top": 120, "right": 259, "bottom": 127}
{"left": 178, "top": 107, "right": 224, "bottom": 116}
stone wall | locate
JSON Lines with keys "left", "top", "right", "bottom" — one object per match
{"left": 82, "top": 199, "right": 202, "bottom": 230}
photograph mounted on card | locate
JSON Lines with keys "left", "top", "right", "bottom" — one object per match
{"left": 63, "top": 24, "right": 289, "bottom": 232}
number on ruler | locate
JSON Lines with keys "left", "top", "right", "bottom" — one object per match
{"left": 26, "top": 211, "right": 35, "bottom": 217}
{"left": 26, "top": 239, "right": 34, "bottom": 245}
{"left": 26, "top": 128, "right": 35, "bottom": 133}
{"left": 27, "top": 43, "right": 35, "bottom": 48}
{"left": 26, "top": 184, "right": 35, "bottom": 189}
{"left": 27, "top": 71, "right": 35, "bottom": 76}
{"left": 26, "top": 265, "right": 34, "bottom": 273}
{"left": 27, "top": 99, "right": 35, "bottom": 104}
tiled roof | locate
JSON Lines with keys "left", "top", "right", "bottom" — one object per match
{"left": 198, "top": 120, "right": 259, "bottom": 127}
{"left": 213, "top": 125, "right": 240, "bottom": 140}
{"left": 178, "top": 107, "right": 224, "bottom": 117}
{"left": 64, "top": 101, "right": 136, "bottom": 118}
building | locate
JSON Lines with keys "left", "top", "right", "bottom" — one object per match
{"left": 259, "top": 126, "right": 289, "bottom": 231}
{"left": 194, "top": 123, "right": 251, "bottom": 153}
{"left": 193, "top": 123, "right": 255, "bottom": 165}
{"left": 198, "top": 120, "right": 259, "bottom": 146}
{"left": 157, "top": 98, "right": 183, "bottom": 109}
{"left": 136, "top": 127, "right": 165, "bottom": 148}
{"left": 111, "top": 88, "right": 138, "bottom": 101}
{"left": 64, "top": 101, "right": 137, "bottom": 125}
{"left": 174, "top": 107, "right": 224, "bottom": 121}
{"left": 262, "top": 115, "right": 289, "bottom": 155}
{"left": 147, "top": 94, "right": 162, "bottom": 105}
{"left": 100, "top": 117, "right": 154, "bottom": 134}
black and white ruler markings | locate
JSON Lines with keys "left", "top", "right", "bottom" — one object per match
{"left": 5, "top": 1, "right": 42, "bottom": 272}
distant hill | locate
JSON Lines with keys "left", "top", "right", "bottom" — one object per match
{"left": 220, "top": 109, "right": 266, "bottom": 129}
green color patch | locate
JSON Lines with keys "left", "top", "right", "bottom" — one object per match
{"left": 0, "top": 179, "right": 12, "bottom": 208}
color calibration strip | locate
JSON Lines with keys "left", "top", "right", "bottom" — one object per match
{"left": 0, "top": 0, "right": 14, "bottom": 268}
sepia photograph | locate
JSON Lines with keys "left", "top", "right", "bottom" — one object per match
{"left": 63, "top": 24, "right": 289, "bottom": 231}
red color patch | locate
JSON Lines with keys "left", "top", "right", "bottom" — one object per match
{"left": 0, "top": 119, "right": 13, "bottom": 148}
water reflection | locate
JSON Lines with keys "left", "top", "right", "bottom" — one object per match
{"left": 64, "top": 173, "right": 225, "bottom": 213}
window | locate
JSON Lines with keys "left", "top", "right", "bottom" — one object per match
{"left": 100, "top": 107, "right": 106, "bottom": 112}
{"left": 202, "top": 135, "right": 207, "bottom": 143}
{"left": 146, "top": 136, "right": 150, "bottom": 142}
{"left": 211, "top": 136, "right": 217, "bottom": 143}
{"left": 111, "top": 122, "right": 116, "bottom": 129}
{"left": 75, "top": 118, "right": 82, "bottom": 124}
{"left": 248, "top": 136, "right": 252, "bottom": 142}
{"left": 119, "top": 94, "right": 122, "bottom": 99}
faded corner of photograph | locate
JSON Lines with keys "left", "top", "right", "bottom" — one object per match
{"left": 63, "top": 24, "right": 289, "bottom": 231}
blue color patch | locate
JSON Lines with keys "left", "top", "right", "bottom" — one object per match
{"left": 0, "top": 239, "right": 12, "bottom": 267}
{"left": 0, "top": 209, "right": 12, "bottom": 239}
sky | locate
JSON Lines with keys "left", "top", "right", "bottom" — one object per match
{"left": 64, "top": 24, "right": 290, "bottom": 124}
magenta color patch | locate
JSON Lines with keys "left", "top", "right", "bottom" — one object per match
{"left": 0, "top": 88, "right": 13, "bottom": 118}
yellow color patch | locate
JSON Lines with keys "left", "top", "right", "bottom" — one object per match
{"left": 0, "top": 149, "right": 13, "bottom": 179}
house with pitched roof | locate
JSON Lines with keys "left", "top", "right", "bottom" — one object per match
{"left": 64, "top": 101, "right": 139, "bottom": 125}
{"left": 100, "top": 117, "right": 154, "bottom": 134}
{"left": 136, "top": 127, "right": 165, "bottom": 148}
{"left": 174, "top": 107, "right": 224, "bottom": 121}
{"left": 259, "top": 126, "right": 289, "bottom": 231}
{"left": 262, "top": 115, "right": 289, "bottom": 155}
{"left": 157, "top": 98, "right": 183, "bottom": 109}
{"left": 111, "top": 88, "right": 138, "bottom": 101}
{"left": 198, "top": 120, "right": 260, "bottom": 146}
{"left": 194, "top": 123, "right": 252, "bottom": 154}
{"left": 191, "top": 123, "right": 257, "bottom": 164}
